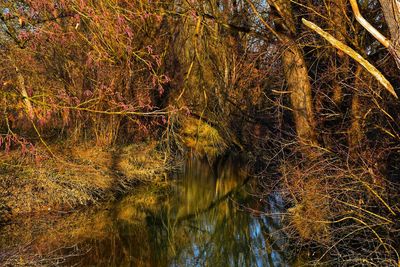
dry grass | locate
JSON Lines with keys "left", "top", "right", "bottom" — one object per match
{"left": 0, "top": 141, "right": 168, "bottom": 220}
{"left": 0, "top": 182, "right": 167, "bottom": 267}
{"left": 286, "top": 176, "right": 330, "bottom": 243}
{"left": 277, "top": 151, "right": 400, "bottom": 266}
{"left": 116, "top": 143, "right": 166, "bottom": 182}
{"left": 179, "top": 117, "right": 227, "bottom": 159}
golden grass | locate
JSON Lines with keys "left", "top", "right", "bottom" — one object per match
{"left": 116, "top": 142, "right": 166, "bottom": 181}
{"left": 0, "top": 183, "right": 166, "bottom": 266}
{"left": 287, "top": 177, "right": 330, "bottom": 243}
{"left": 179, "top": 117, "right": 227, "bottom": 159}
{"left": 0, "top": 141, "right": 168, "bottom": 219}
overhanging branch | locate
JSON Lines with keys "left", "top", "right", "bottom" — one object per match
{"left": 302, "top": 18, "right": 397, "bottom": 99}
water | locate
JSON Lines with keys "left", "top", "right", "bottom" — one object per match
{"left": 0, "top": 157, "right": 291, "bottom": 266}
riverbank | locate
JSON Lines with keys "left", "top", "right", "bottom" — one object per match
{"left": 0, "top": 182, "right": 172, "bottom": 266}
{"left": 0, "top": 141, "right": 170, "bottom": 221}
{"left": 0, "top": 156, "right": 285, "bottom": 267}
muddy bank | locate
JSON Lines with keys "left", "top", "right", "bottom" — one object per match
{"left": 0, "top": 141, "right": 170, "bottom": 220}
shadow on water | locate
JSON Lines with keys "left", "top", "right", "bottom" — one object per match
{"left": 0, "top": 156, "right": 291, "bottom": 266}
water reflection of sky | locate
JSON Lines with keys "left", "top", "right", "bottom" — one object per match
{"left": 165, "top": 158, "right": 289, "bottom": 267}
{"left": 2, "top": 8, "right": 10, "bottom": 15}
{"left": 1, "top": 157, "right": 291, "bottom": 267}
{"left": 170, "top": 209, "right": 288, "bottom": 267}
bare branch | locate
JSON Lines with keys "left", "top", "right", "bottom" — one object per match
{"left": 349, "top": 0, "right": 391, "bottom": 48}
{"left": 302, "top": 18, "right": 398, "bottom": 99}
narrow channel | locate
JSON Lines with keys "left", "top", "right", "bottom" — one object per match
{"left": 1, "top": 157, "right": 290, "bottom": 266}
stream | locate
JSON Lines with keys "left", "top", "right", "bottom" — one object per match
{"left": 0, "top": 157, "right": 293, "bottom": 266}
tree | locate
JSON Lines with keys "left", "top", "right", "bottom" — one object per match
{"left": 249, "top": 0, "right": 318, "bottom": 147}
{"left": 350, "top": 0, "right": 400, "bottom": 68}
{"left": 1, "top": 0, "right": 170, "bottom": 146}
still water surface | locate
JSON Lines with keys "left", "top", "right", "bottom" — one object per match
{"left": 1, "top": 157, "right": 291, "bottom": 266}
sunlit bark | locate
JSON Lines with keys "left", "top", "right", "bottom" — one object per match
{"left": 281, "top": 36, "right": 317, "bottom": 145}
{"left": 7, "top": 56, "right": 34, "bottom": 119}
{"left": 379, "top": 0, "right": 400, "bottom": 67}
{"left": 303, "top": 19, "right": 397, "bottom": 98}
{"left": 268, "top": 0, "right": 317, "bottom": 146}
{"left": 378, "top": 0, "right": 400, "bottom": 44}
{"left": 350, "top": 0, "right": 400, "bottom": 68}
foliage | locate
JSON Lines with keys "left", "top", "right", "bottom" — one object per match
{"left": 1, "top": 0, "right": 400, "bottom": 265}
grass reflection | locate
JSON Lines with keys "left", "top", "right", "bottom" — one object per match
{"left": 0, "top": 157, "right": 289, "bottom": 266}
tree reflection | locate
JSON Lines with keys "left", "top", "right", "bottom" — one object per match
{"left": 146, "top": 157, "right": 289, "bottom": 267}
{"left": 0, "top": 157, "right": 289, "bottom": 267}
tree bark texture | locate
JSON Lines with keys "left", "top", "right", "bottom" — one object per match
{"left": 268, "top": 0, "right": 317, "bottom": 145}
{"left": 281, "top": 36, "right": 317, "bottom": 145}
{"left": 379, "top": 0, "right": 400, "bottom": 67}
{"left": 329, "top": 0, "right": 349, "bottom": 105}
{"left": 379, "top": 0, "right": 400, "bottom": 44}
{"left": 348, "top": 66, "right": 365, "bottom": 155}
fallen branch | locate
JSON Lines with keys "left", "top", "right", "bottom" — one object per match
{"left": 302, "top": 18, "right": 398, "bottom": 99}
{"left": 349, "top": 0, "right": 391, "bottom": 48}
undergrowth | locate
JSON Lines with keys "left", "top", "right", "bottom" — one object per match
{"left": 0, "top": 141, "right": 169, "bottom": 220}
{"left": 271, "top": 148, "right": 400, "bottom": 266}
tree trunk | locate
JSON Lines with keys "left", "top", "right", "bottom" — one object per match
{"left": 16, "top": 69, "right": 34, "bottom": 119}
{"left": 268, "top": 0, "right": 318, "bottom": 146}
{"left": 348, "top": 66, "right": 365, "bottom": 155}
{"left": 10, "top": 59, "right": 34, "bottom": 119}
{"left": 379, "top": 0, "right": 400, "bottom": 67}
{"left": 379, "top": 0, "right": 400, "bottom": 44}
{"left": 281, "top": 37, "right": 317, "bottom": 145}
{"left": 329, "top": 0, "right": 349, "bottom": 105}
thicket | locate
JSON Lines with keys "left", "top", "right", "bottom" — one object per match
{"left": 1, "top": 0, "right": 400, "bottom": 265}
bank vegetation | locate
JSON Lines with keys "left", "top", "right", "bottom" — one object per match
{"left": 1, "top": 0, "right": 400, "bottom": 265}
